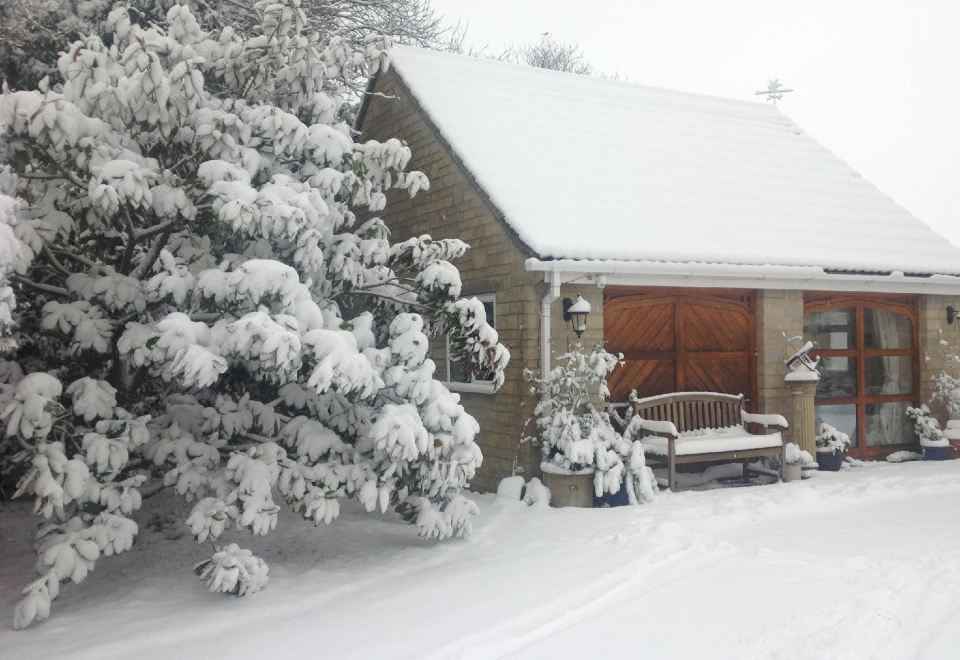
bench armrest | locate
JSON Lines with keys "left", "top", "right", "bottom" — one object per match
{"left": 636, "top": 418, "right": 680, "bottom": 438}
{"left": 741, "top": 410, "right": 789, "bottom": 430}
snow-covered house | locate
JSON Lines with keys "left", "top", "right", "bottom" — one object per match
{"left": 356, "top": 46, "right": 960, "bottom": 490}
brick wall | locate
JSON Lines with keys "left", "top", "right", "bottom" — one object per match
{"left": 359, "top": 68, "right": 543, "bottom": 491}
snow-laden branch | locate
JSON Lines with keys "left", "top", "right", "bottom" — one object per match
{"left": 0, "top": 0, "right": 511, "bottom": 630}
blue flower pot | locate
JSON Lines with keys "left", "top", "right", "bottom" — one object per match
{"left": 594, "top": 485, "right": 630, "bottom": 508}
{"left": 816, "top": 450, "right": 844, "bottom": 471}
{"left": 923, "top": 446, "right": 950, "bottom": 461}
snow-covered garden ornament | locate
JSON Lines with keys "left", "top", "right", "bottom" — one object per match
{"left": 784, "top": 337, "right": 820, "bottom": 379}
{"left": 0, "top": 0, "right": 509, "bottom": 629}
{"left": 523, "top": 344, "right": 657, "bottom": 507}
{"left": 754, "top": 79, "right": 793, "bottom": 105}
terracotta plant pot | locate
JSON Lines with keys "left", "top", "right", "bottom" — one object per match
{"left": 946, "top": 423, "right": 960, "bottom": 459}
{"left": 542, "top": 471, "right": 595, "bottom": 508}
{"left": 816, "top": 450, "right": 844, "bottom": 472}
{"left": 783, "top": 462, "right": 802, "bottom": 482}
{"left": 949, "top": 439, "right": 960, "bottom": 460}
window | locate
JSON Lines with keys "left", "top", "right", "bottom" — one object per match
{"left": 803, "top": 296, "right": 918, "bottom": 458}
{"left": 445, "top": 293, "right": 496, "bottom": 394}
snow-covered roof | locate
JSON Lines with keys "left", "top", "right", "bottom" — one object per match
{"left": 384, "top": 46, "right": 960, "bottom": 277}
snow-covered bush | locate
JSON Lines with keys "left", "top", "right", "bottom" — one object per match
{"left": 523, "top": 344, "right": 656, "bottom": 505}
{"left": 521, "top": 477, "right": 551, "bottom": 508}
{"left": 815, "top": 423, "right": 851, "bottom": 455}
{"left": 1, "top": 0, "right": 509, "bottom": 629}
{"left": 906, "top": 405, "right": 948, "bottom": 448}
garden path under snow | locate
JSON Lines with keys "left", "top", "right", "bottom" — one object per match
{"left": 3, "top": 460, "right": 960, "bottom": 659}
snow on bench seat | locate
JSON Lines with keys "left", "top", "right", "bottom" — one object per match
{"left": 642, "top": 426, "right": 784, "bottom": 457}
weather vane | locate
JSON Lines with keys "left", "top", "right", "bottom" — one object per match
{"left": 755, "top": 79, "right": 793, "bottom": 105}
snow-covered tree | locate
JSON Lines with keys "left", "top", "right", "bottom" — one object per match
{"left": 300, "top": 0, "right": 448, "bottom": 47}
{"left": 0, "top": 0, "right": 508, "bottom": 629}
{"left": 512, "top": 34, "right": 593, "bottom": 75}
{"left": 523, "top": 345, "right": 657, "bottom": 505}
{"left": 447, "top": 32, "right": 597, "bottom": 76}
{"left": 0, "top": 0, "right": 451, "bottom": 91}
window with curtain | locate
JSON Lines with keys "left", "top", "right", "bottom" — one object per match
{"left": 803, "top": 297, "right": 917, "bottom": 458}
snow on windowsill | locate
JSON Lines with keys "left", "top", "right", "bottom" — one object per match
{"left": 444, "top": 380, "right": 496, "bottom": 395}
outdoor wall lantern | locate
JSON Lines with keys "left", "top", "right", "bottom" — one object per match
{"left": 562, "top": 293, "right": 591, "bottom": 338}
{"left": 948, "top": 305, "right": 958, "bottom": 326}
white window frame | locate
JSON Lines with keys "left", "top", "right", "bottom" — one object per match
{"left": 445, "top": 293, "right": 496, "bottom": 394}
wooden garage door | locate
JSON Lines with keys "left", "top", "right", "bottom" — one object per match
{"left": 605, "top": 288, "right": 756, "bottom": 404}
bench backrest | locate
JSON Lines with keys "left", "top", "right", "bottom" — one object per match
{"left": 633, "top": 392, "right": 744, "bottom": 433}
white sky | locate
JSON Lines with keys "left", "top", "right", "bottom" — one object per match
{"left": 430, "top": 0, "right": 960, "bottom": 247}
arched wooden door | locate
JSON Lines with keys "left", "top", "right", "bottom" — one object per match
{"left": 605, "top": 288, "right": 756, "bottom": 405}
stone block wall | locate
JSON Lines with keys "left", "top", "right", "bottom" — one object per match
{"left": 359, "top": 69, "right": 542, "bottom": 491}
{"left": 755, "top": 290, "right": 804, "bottom": 441}
{"left": 918, "top": 294, "right": 959, "bottom": 423}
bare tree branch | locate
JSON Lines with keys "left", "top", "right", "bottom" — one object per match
{"left": 11, "top": 274, "right": 69, "bottom": 296}
{"left": 130, "top": 230, "right": 171, "bottom": 280}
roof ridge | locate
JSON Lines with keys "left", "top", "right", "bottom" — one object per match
{"left": 390, "top": 45, "right": 786, "bottom": 114}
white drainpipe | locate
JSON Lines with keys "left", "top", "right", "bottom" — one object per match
{"left": 540, "top": 268, "right": 561, "bottom": 375}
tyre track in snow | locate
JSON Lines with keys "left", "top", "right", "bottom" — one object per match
{"left": 79, "top": 498, "right": 523, "bottom": 660}
{"left": 423, "top": 520, "right": 738, "bottom": 660}
{"left": 733, "top": 543, "right": 960, "bottom": 660}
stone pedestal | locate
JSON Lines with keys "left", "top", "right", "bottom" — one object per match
{"left": 787, "top": 377, "right": 819, "bottom": 457}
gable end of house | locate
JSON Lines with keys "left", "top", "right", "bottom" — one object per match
{"left": 356, "top": 65, "right": 538, "bottom": 262}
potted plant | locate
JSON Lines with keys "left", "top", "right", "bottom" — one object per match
{"left": 783, "top": 442, "right": 803, "bottom": 482}
{"left": 524, "top": 344, "right": 657, "bottom": 507}
{"left": 906, "top": 405, "right": 950, "bottom": 460}
{"left": 815, "top": 422, "right": 850, "bottom": 471}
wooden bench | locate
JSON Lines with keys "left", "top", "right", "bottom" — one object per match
{"left": 628, "top": 392, "right": 788, "bottom": 492}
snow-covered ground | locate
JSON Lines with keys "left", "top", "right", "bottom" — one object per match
{"left": 3, "top": 461, "right": 960, "bottom": 660}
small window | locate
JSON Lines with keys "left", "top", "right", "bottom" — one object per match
{"left": 446, "top": 293, "right": 496, "bottom": 393}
